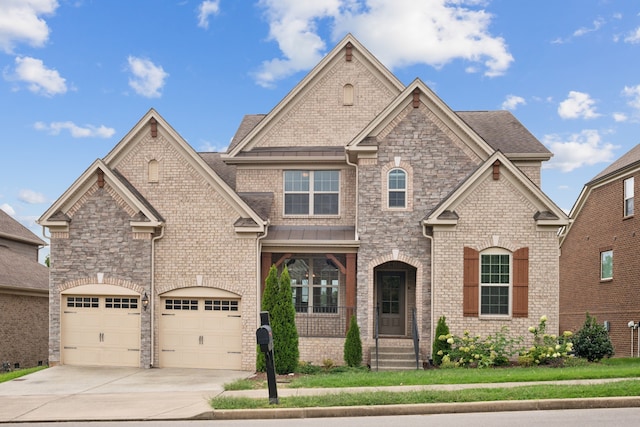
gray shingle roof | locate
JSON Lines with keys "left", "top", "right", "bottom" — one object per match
{"left": 590, "top": 143, "right": 640, "bottom": 183}
{"left": 199, "top": 152, "right": 237, "bottom": 189}
{"left": 0, "top": 209, "right": 45, "bottom": 245}
{"left": 456, "top": 111, "right": 550, "bottom": 156}
{"left": 226, "top": 114, "right": 265, "bottom": 153}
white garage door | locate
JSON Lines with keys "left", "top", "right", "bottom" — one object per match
{"left": 159, "top": 289, "right": 242, "bottom": 370}
{"left": 61, "top": 294, "right": 141, "bottom": 367}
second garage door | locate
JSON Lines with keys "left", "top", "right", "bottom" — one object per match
{"left": 159, "top": 288, "right": 242, "bottom": 370}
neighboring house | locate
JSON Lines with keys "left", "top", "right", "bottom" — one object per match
{"left": 560, "top": 143, "right": 640, "bottom": 357}
{"left": 38, "top": 35, "right": 568, "bottom": 370}
{"left": 0, "top": 209, "right": 49, "bottom": 369}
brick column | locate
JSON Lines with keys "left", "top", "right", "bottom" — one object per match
{"left": 346, "top": 253, "right": 356, "bottom": 332}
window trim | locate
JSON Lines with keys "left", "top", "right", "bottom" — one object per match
{"left": 624, "top": 177, "right": 634, "bottom": 218}
{"left": 387, "top": 168, "right": 407, "bottom": 209}
{"left": 600, "top": 249, "right": 613, "bottom": 281}
{"left": 281, "top": 256, "right": 343, "bottom": 314}
{"left": 283, "top": 170, "right": 340, "bottom": 217}
{"left": 479, "top": 248, "right": 512, "bottom": 317}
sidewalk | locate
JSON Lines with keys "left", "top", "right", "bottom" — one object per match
{"left": 1, "top": 367, "right": 640, "bottom": 422}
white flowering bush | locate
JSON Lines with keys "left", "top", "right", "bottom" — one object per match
{"left": 519, "top": 315, "right": 573, "bottom": 366}
{"left": 437, "top": 327, "right": 523, "bottom": 368}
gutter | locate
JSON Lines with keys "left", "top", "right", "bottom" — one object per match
{"left": 422, "top": 223, "right": 435, "bottom": 363}
{"left": 150, "top": 225, "right": 165, "bottom": 368}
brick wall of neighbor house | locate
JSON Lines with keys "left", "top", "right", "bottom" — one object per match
{"left": 113, "top": 131, "right": 259, "bottom": 370}
{"left": 434, "top": 172, "right": 561, "bottom": 346}
{"left": 0, "top": 293, "right": 48, "bottom": 368}
{"left": 254, "top": 54, "right": 397, "bottom": 149}
{"left": 49, "top": 184, "right": 152, "bottom": 367}
{"left": 236, "top": 167, "right": 357, "bottom": 226}
{"left": 560, "top": 175, "right": 640, "bottom": 357}
{"left": 356, "top": 105, "right": 483, "bottom": 360}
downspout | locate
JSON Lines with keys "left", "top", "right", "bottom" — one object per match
{"left": 150, "top": 225, "right": 165, "bottom": 368}
{"left": 422, "top": 223, "right": 434, "bottom": 365}
{"left": 344, "top": 150, "right": 359, "bottom": 240}
{"left": 256, "top": 221, "right": 270, "bottom": 327}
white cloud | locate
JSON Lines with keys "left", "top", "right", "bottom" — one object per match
{"left": 543, "top": 130, "right": 617, "bottom": 172}
{"left": 0, "top": 203, "right": 16, "bottom": 216}
{"left": 197, "top": 0, "right": 220, "bottom": 29}
{"left": 34, "top": 121, "right": 116, "bottom": 138}
{"left": 624, "top": 27, "right": 640, "bottom": 43}
{"left": 7, "top": 56, "right": 67, "bottom": 96}
{"left": 254, "top": 0, "right": 513, "bottom": 87}
{"left": 127, "top": 56, "right": 168, "bottom": 98}
{"left": 501, "top": 94, "right": 525, "bottom": 110}
{"left": 558, "top": 91, "right": 600, "bottom": 119}
{"left": 573, "top": 18, "right": 605, "bottom": 37}
{"left": 612, "top": 112, "right": 628, "bottom": 122}
{"left": 622, "top": 84, "right": 640, "bottom": 111}
{"left": 18, "top": 189, "right": 47, "bottom": 204}
{"left": 0, "top": 0, "right": 58, "bottom": 53}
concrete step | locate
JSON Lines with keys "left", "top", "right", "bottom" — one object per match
{"left": 370, "top": 346, "right": 420, "bottom": 371}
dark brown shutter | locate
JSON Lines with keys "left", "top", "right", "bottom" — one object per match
{"left": 512, "top": 247, "right": 529, "bottom": 318}
{"left": 463, "top": 247, "right": 479, "bottom": 317}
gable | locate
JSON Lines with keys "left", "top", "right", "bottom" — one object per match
{"left": 225, "top": 34, "right": 404, "bottom": 156}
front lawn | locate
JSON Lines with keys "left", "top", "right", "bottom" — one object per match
{"left": 0, "top": 366, "right": 47, "bottom": 384}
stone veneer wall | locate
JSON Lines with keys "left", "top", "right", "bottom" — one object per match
{"left": 356, "top": 106, "right": 482, "bottom": 360}
{"left": 49, "top": 183, "right": 152, "bottom": 367}
{"left": 432, "top": 171, "right": 561, "bottom": 350}
{"left": 0, "top": 293, "right": 48, "bottom": 368}
{"left": 112, "top": 130, "right": 259, "bottom": 371}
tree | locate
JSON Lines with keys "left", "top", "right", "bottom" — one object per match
{"left": 573, "top": 312, "right": 614, "bottom": 362}
{"left": 256, "top": 265, "right": 280, "bottom": 371}
{"left": 432, "top": 315, "right": 451, "bottom": 366}
{"left": 344, "top": 314, "right": 362, "bottom": 367}
{"left": 271, "top": 266, "right": 299, "bottom": 374}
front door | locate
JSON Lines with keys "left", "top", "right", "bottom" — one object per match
{"left": 376, "top": 271, "right": 405, "bottom": 336}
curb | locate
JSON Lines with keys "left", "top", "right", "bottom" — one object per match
{"left": 204, "top": 397, "right": 640, "bottom": 420}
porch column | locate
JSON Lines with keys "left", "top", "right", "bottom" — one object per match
{"left": 345, "top": 253, "right": 356, "bottom": 332}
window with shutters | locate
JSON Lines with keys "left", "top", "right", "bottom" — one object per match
{"left": 463, "top": 246, "right": 529, "bottom": 318}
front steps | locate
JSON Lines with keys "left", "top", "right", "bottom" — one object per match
{"left": 369, "top": 345, "right": 421, "bottom": 371}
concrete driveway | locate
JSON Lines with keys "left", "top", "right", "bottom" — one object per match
{"left": 0, "top": 365, "right": 251, "bottom": 422}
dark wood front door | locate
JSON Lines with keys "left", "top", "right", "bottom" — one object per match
{"left": 377, "top": 271, "right": 405, "bottom": 336}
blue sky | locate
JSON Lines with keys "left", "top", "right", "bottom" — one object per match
{"left": 1, "top": 1, "right": 640, "bottom": 262}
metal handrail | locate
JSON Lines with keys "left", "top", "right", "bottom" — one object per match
{"left": 412, "top": 307, "right": 420, "bottom": 369}
{"left": 375, "top": 304, "right": 380, "bottom": 371}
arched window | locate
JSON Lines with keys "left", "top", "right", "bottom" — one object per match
{"left": 388, "top": 169, "right": 406, "bottom": 208}
{"left": 148, "top": 159, "right": 159, "bottom": 183}
{"left": 343, "top": 84, "right": 354, "bottom": 106}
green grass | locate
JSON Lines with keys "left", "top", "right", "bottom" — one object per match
{"left": 211, "top": 379, "right": 640, "bottom": 409}
{"left": 0, "top": 366, "right": 47, "bottom": 384}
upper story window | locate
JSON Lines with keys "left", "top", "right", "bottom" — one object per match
{"left": 601, "top": 249, "right": 613, "bottom": 281}
{"left": 388, "top": 169, "right": 407, "bottom": 208}
{"left": 480, "top": 249, "right": 511, "bottom": 316}
{"left": 624, "top": 177, "right": 634, "bottom": 217}
{"left": 284, "top": 170, "right": 339, "bottom": 215}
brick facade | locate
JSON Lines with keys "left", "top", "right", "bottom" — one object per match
{"left": 560, "top": 170, "right": 640, "bottom": 357}
{"left": 0, "top": 292, "right": 48, "bottom": 368}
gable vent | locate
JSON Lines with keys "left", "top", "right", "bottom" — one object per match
{"left": 345, "top": 42, "right": 352, "bottom": 62}
{"left": 412, "top": 88, "right": 420, "bottom": 108}
{"left": 492, "top": 160, "right": 501, "bottom": 180}
{"left": 149, "top": 118, "right": 158, "bottom": 138}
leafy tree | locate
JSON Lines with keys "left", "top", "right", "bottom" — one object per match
{"left": 271, "top": 266, "right": 299, "bottom": 374}
{"left": 432, "top": 315, "right": 450, "bottom": 366}
{"left": 344, "top": 314, "right": 362, "bottom": 367}
{"left": 573, "top": 313, "right": 614, "bottom": 362}
{"left": 256, "top": 265, "right": 279, "bottom": 371}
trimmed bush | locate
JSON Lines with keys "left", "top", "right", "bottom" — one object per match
{"left": 256, "top": 265, "right": 280, "bottom": 371}
{"left": 432, "top": 315, "right": 450, "bottom": 366}
{"left": 344, "top": 315, "right": 363, "bottom": 367}
{"left": 573, "top": 313, "right": 614, "bottom": 362}
{"left": 272, "top": 266, "right": 299, "bottom": 374}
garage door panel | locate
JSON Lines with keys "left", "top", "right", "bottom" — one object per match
{"left": 159, "top": 297, "right": 242, "bottom": 369}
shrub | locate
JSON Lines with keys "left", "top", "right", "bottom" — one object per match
{"left": 344, "top": 315, "right": 363, "bottom": 367}
{"left": 256, "top": 265, "right": 279, "bottom": 371}
{"left": 520, "top": 315, "right": 573, "bottom": 366}
{"left": 272, "top": 266, "right": 299, "bottom": 374}
{"left": 438, "top": 327, "right": 522, "bottom": 368}
{"left": 432, "top": 316, "right": 450, "bottom": 366}
{"left": 573, "top": 313, "right": 614, "bottom": 362}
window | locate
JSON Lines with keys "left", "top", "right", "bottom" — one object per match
{"left": 204, "top": 300, "right": 239, "bottom": 311}
{"left": 284, "top": 170, "right": 339, "bottom": 215}
{"left": 480, "top": 251, "right": 511, "bottom": 316}
{"left": 624, "top": 177, "right": 634, "bottom": 217}
{"left": 67, "top": 296, "right": 99, "bottom": 308}
{"left": 165, "top": 299, "right": 198, "bottom": 310}
{"left": 388, "top": 169, "right": 406, "bottom": 208}
{"left": 283, "top": 256, "right": 342, "bottom": 313}
{"left": 601, "top": 250, "right": 613, "bottom": 280}
{"left": 105, "top": 297, "right": 138, "bottom": 309}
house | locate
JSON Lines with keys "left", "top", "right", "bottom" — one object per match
{"left": 560, "top": 143, "right": 640, "bottom": 357}
{"left": 38, "top": 35, "right": 568, "bottom": 370}
{"left": 0, "top": 209, "right": 49, "bottom": 369}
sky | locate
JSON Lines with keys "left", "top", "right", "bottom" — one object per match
{"left": 1, "top": 0, "right": 640, "bottom": 263}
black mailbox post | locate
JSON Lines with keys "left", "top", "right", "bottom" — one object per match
{"left": 256, "top": 311, "right": 278, "bottom": 404}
